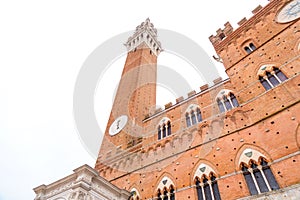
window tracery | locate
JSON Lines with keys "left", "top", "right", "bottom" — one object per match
{"left": 215, "top": 89, "right": 239, "bottom": 113}
{"left": 185, "top": 104, "right": 203, "bottom": 127}
{"left": 158, "top": 118, "right": 172, "bottom": 140}
{"left": 194, "top": 164, "right": 221, "bottom": 200}
{"left": 257, "top": 65, "right": 288, "bottom": 91}
{"left": 239, "top": 148, "right": 279, "bottom": 195}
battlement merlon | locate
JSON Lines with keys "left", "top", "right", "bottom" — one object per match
{"left": 125, "top": 18, "right": 162, "bottom": 56}
{"left": 208, "top": 3, "right": 267, "bottom": 53}
{"left": 209, "top": 22, "right": 233, "bottom": 47}
{"left": 143, "top": 76, "right": 227, "bottom": 121}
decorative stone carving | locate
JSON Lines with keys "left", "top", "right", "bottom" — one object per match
{"left": 33, "top": 165, "right": 130, "bottom": 200}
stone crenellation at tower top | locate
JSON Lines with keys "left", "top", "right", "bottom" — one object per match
{"left": 125, "top": 18, "right": 162, "bottom": 56}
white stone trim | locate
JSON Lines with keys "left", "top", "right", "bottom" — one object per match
{"left": 125, "top": 18, "right": 162, "bottom": 56}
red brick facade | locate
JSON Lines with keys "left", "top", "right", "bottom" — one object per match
{"left": 95, "top": 1, "right": 300, "bottom": 199}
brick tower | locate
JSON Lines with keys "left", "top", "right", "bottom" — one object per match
{"left": 95, "top": 18, "right": 162, "bottom": 175}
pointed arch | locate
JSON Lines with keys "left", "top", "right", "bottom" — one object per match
{"left": 157, "top": 117, "right": 172, "bottom": 140}
{"left": 193, "top": 163, "right": 218, "bottom": 181}
{"left": 129, "top": 187, "right": 141, "bottom": 200}
{"left": 257, "top": 64, "right": 288, "bottom": 91}
{"left": 155, "top": 174, "right": 176, "bottom": 200}
{"left": 236, "top": 144, "right": 279, "bottom": 195}
{"left": 156, "top": 176, "right": 176, "bottom": 191}
{"left": 215, "top": 89, "right": 239, "bottom": 113}
{"left": 185, "top": 104, "right": 203, "bottom": 127}
{"left": 234, "top": 144, "right": 272, "bottom": 171}
{"left": 192, "top": 161, "right": 221, "bottom": 200}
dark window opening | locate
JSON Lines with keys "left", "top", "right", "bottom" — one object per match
{"left": 261, "top": 159, "right": 279, "bottom": 190}
{"left": 186, "top": 113, "right": 191, "bottom": 127}
{"left": 274, "top": 67, "right": 287, "bottom": 82}
{"left": 191, "top": 111, "right": 197, "bottom": 125}
{"left": 244, "top": 46, "right": 252, "bottom": 54}
{"left": 162, "top": 125, "right": 166, "bottom": 138}
{"left": 217, "top": 99, "right": 225, "bottom": 113}
{"left": 259, "top": 76, "right": 272, "bottom": 91}
{"left": 249, "top": 43, "right": 256, "bottom": 51}
{"left": 267, "top": 72, "right": 280, "bottom": 87}
{"left": 223, "top": 96, "right": 232, "bottom": 110}
{"left": 157, "top": 190, "right": 162, "bottom": 200}
{"left": 251, "top": 162, "right": 269, "bottom": 193}
{"left": 203, "top": 176, "right": 213, "bottom": 200}
{"left": 230, "top": 93, "right": 239, "bottom": 107}
{"left": 242, "top": 164, "right": 258, "bottom": 195}
{"left": 196, "top": 179, "right": 204, "bottom": 200}
{"left": 163, "top": 189, "right": 168, "bottom": 200}
{"left": 196, "top": 108, "right": 202, "bottom": 122}
{"left": 170, "top": 185, "right": 175, "bottom": 200}
{"left": 211, "top": 174, "right": 221, "bottom": 200}
{"left": 158, "top": 126, "right": 161, "bottom": 140}
{"left": 167, "top": 121, "right": 172, "bottom": 136}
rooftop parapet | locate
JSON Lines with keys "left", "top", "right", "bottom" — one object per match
{"left": 209, "top": 22, "right": 233, "bottom": 46}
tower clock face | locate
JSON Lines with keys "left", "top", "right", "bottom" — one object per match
{"left": 109, "top": 115, "right": 128, "bottom": 136}
{"left": 276, "top": 0, "right": 300, "bottom": 23}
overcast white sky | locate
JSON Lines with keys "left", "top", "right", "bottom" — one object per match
{"left": 0, "top": 0, "right": 269, "bottom": 199}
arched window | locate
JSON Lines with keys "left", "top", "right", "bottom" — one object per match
{"left": 157, "top": 118, "right": 172, "bottom": 140}
{"left": 244, "top": 42, "right": 256, "bottom": 54}
{"left": 257, "top": 65, "right": 288, "bottom": 91}
{"left": 156, "top": 177, "right": 176, "bottom": 200}
{"left": 194, "top": 164, "right": 221, "bottom": 200}
{"left": 185, "top": 104, "right": 203, "bottom": 127}
{"left": 239, "top": 149, "right": 279, "bottom": 195}
{"left": 216, "top": 90, "right": 239, "bottom": 113}
{"left": 195, "top": 174, "right": 221, "bottom": 200}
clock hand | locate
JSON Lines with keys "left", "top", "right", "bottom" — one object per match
{"left": 116, "top": 120, "right": 121, "bottom": 129}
